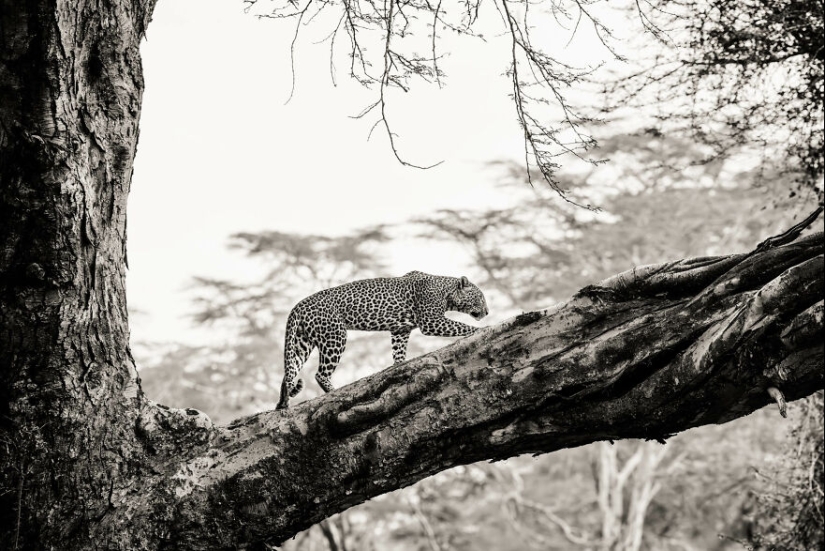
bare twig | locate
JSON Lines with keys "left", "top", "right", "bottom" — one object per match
{"left": 406, "top": 492, "right": 444, "bottom": 551}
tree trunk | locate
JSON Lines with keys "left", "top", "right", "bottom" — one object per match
{"left": 594, "top": 441, "right": 668, "bottom": 551}
{"left": 0, "top": 0, "right": 156, "bottom": 548}
{"left": 1, "top": 1, "right": 823, "bottom": 550}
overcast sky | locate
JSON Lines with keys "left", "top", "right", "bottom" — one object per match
{"left": 127, "top": 0, "right": 620, "bottom": 344}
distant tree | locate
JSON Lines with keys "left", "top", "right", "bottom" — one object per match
{"left": 417, "top": 135, "right": 811, "bottom": 308}
{"left": 606, "top": 0, "right": 823, "bottom": 198}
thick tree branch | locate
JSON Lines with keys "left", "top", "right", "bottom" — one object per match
{"left": 147, "top": 231, "right": 824, "bottom": 549}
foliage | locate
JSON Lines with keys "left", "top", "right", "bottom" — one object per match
{"left": 417, "top": 135, "right": 815, "bottom": 310}
{"left": 241, "top": 0, "right": 824, "bottom": 206}
{"left": 192, "top": 228, "right": 390, "bottom": 335}
{"left": 748, "top": 391, "right": 825, "bottom": 550}
{"left": 610, "top": 0, "right": 824, "bottom": 198}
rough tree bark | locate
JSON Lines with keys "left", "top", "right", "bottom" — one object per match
{"left": 0, "top": 1, "right": 823, "bottom": 550}
{"left": 1, "top": 0, "right": 156, "bottom": 549}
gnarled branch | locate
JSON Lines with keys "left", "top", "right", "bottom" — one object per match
{"left": 131, "top": 230, "right": 825, "bottom": 549}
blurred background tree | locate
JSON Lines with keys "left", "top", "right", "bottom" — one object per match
{"left": 605, "top": 0, "right": 823, "bottom": 200}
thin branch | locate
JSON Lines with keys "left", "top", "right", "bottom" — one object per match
{"left": 376, "top": 0, "right": 443, "bottom": 168}
{"left": 406, "top": 493, "right": 445, "bottom": 551}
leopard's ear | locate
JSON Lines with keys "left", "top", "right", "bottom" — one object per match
{"left": 459, "top": 276, "right": 470, "bottom": 289}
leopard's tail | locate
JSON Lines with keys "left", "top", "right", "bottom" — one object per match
{"left": 277, "top": 310, "right": 304, "bottom": 409}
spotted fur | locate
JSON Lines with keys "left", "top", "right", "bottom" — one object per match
{"left": 276, "top": 271, "right": 488, "bottom": 409}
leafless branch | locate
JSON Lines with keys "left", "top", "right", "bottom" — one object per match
{"left": 245, "top": 0, "right": 627, "bottom": 200}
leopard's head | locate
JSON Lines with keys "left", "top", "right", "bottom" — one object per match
{"left": 447, "top": 276, "right": 488, "bottom": 320}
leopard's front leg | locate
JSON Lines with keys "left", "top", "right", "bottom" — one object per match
{"left": 391, "top": 329, "right": 411, "bottom": 364}
{"left": 418, "top": 317, "right": 477, "bottom": 337}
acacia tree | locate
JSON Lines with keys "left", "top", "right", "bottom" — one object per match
{"left": 0, "top": 1, "right": 823, "bottom": 550}
{"left": 607, "top": 0, "right": 823, "bottom": 197}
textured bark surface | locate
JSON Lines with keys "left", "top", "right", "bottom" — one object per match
{"left": 0, "top": 1, "right": 823, "bottom": 550}
{"left": 0, "top": 0, "right": 156, "bottom": 548}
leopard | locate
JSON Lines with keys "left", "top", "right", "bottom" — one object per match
{"left": 275, "top": 271, "right": 488, "bottom": 409}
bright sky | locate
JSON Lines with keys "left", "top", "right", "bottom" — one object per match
{"left": 127, "top": 0, "right": 620, "bottom": 344}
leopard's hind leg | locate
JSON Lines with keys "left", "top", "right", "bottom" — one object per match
{"left": 315, "top": 322, "right": 347, "bottom": 393}
{"left": 277, "top": 314, "right": 313, "bottom": 409}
